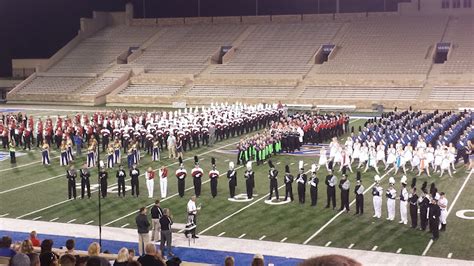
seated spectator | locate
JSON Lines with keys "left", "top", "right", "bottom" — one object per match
{"left": 224, "top": 256, "right": 234, "bottom": 266}
{"left": 113, "top": 248, "right": 129, "bottom": 266}
{"left": 65, "top": 239, "right": 77, "bottom": 255}
{"left": 30, "top": 231, "right": 41, "bottom": 247}
{"left": 59, "top": 254, "right": 76, "bottom": 266}
{"left": 11, "top": 252, "right": 31, "bottom": 266}
{"left": 39, "top": 239, "right": 59, "bottom": 266}
{"left": 0, "top": 236, "right": 17, "bottom": 258}
{"left": 137, "top": 243, "right": 165, "bottom": 266}
{"left": 126, "top": 262, "right": 141, "bottom": 266}
{"left": 251, "top": 254, "right": 264, "bottom": 266}
{"left": 127, "top": 249, "right": 135, "bottom": 262}
{"left": 20, "top": 239, "right": 40, "bottom": 266}
{"left": 298, "top": 254, "right": 362, "bottom": 266}
{"left": 87, "top": 242, "right": 110, "bottom": 266}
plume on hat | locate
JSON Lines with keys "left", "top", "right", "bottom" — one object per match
{"left": 411, "top": 177, "right": 417, "bottom": 189}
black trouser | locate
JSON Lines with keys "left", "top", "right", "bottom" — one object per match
{"left": 68, "top": 179, "right": 76, "bottom": 199}
{"left": 326, "top": 186, "right": 336, "bottom": 208}
{"left": 178, "top": 179, "right": 185, "bottom": 197}
{"left": 340, "top": 190, "right": 350, "bottom": 211}
{"left": 284, "top": 184, "right": 293, "bottom": 201}
{"left": 246, "top": 179, "right": 253, "bottom": 199}
{"left": 160, "top": 230, "right": 172, "bottom": 255}
{"left": 410, "top": 205, "right": 418, "bottom": 228}
{"left": 118, "top": 177, "right": 126, "bottom": 197}
{"left": 356, "top": 194, "right": 364, "bottom": 214}
{"left": 100, "top": 179, "right": 107, "bottom": 198}
{"left": 229, "top": 181, "right": 236, "bottom": 198}
{"left": 420, "top": 207, "right": 428, "bottom": 230}
{"left": 310, "top": 186, "right": 318, "bottom": 206}
{"left": 269, "top": 180, "right": 279, "bottom": 200}
{"left": 102, "top": 137, "right": 109, "bottom": 152}
{"left": 131, "top": 177, "right": 139, "bottom": 197}
{"left": 210, "top": 178, "right": 218, "bottom": 198}
{"left": 430, "top": 218, "right": 440, "bottom": 239}
{"left": 298, "top": 183, "right": 305, "bottom": 204}
{"left": 81, "top": 178, "right": 91, "bottom": 199}
{"left": 193, "top": 177, "right": 201, "bottom": 197}
{"left": 10, "top": 151, "right": 16, "bottom": 163}
{"left": 192, "top": 136, "right": 200, "bottom": 148}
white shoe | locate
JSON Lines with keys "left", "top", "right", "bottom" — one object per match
{"left": 399, "top": 221, "right": 403, "bottom": 224}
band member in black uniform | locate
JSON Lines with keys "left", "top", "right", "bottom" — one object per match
{"left": 244, "top": 161, "right": 254, "bottom": 199}
{"left": 408, "top": 178, "right": 419, "bottom": 228}
{"left": 296, "top": 161, "right": 307, "bottom": 204}
{"left": 339, "top": 171, "right": 350, "bottom": 212}
{"left": 116, "top": 164, "right": 126, "bottom": 197}
{"left": 429, "top": 195, "right": 441, "bottom": 240}
{"left": 227, "top": 161, "right": 237, "bottom": 199}
{"left": 354, "top": 171, "right": 364, "bottom": 215}
{"left": 209, "top": 158, "right": 220, "bottom": 198}
{"left": 191, "top": 156, "right": 203, "bottom": 197}
{"left": 80, "top": 163, "right": 91, "bottom": 199}
{"left": 268, "top": 160, "right": 279, "bottom": 201}
{"left": 419, "top": 181, "right": 429, "bottom": 231}
{"left": 130, "top": 164, "right": 140, "bottom": 197}
{"left": 99, "top": 167, "right": 108, "bottom": 198}
{"left": 283, "top": 165, "right": 294, "bottom": 201}
{"left": 325, "top": 162, "right": 337, "bottom": 209}
{"left": 176, "top": 157, "right": 187, "bottom": 198}
{"left": 309, "top": 164, "right": 319, "bottom": 207}
{"left": 66, "top": 165, "right": 77, "bottom": 199}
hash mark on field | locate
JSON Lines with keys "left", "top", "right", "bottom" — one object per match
{"left": 447, "top": 253, "right": 453, "bottom": 259}
{"left": 259, "top": 235, "right": 266, "bottom": 241}
{"left": 67, "top": 219, "right": 76, "bottom": 224}
{"left": 348, "top": 243, "right": 354, "bottom": 249}
{"left": 0, "top": 213, "right": 9, "bottom": 217}
{"left": 217, "top": 232, "right": 226, "bottom": 237}
{"left": 276, "top": 162, "right": 281, "bottom": 165}
{"left": 224, "top": 159, "right": 229, "bottom": 162}
{"left": 372, "top": 246, "right": 378, "bottom": 251}
{"left": 32, "top": 216, "right": 42, "bottom": 221}
{"left": 325, "top": 241, "right": 332, "bottom": 247}
{"left": 304, "top": 163, "right": 308, "bottom": 166}
{"left": 396, "top": 248, "right": 402, "bottom": 254}
{"left": 49, "top": 217, "right": 59, "bottom": 222}
{"left": 280, "top": 237, "right": 287, "bottom": 243}
{"left": 238, "top": 234, "right": 246, "bottom": 239}
{"left": 85, "top": 220, "right": 94, "bottom": 225}
{"left": 121, "top": 223, "right": 129, "bottom": 228}
{"left": 178, "top": 229, "right": 185, "bottom": 233}
{"left": 290, "top": 163, "right": 295, "bottom": 165}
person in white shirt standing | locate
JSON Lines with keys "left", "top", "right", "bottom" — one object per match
{"left": 145, "top": 167, "right": 155, "bottom": 198}
{"left": 386, "top": 177, "right": 397, "bottom": 221}
{"left": 185, "top": 195, "right": 200, "bottom": 239}
{"left": 159, "top": 165, "right": 168, "bottom": 198}
{"left": 438, "top": 192, "right": 448, "bottom": 231}
{"left": 399, "top": 176, "right": 409, "bottom": 225}
{"left": 372, "top": 175, "right": 383, "bottom": 219}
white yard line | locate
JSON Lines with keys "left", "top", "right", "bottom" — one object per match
{"left": 49, "top": 217, "right": 59, "bottom": 222}
{"left": 238, "top": 234, "right": 246, "bottom": 239}
{"left": 372, "top": 246, "right": 378, "bottom": 251}
{"left": 280, "top": 237, "right": 287, "bottom": 243}
{"left": 259, "top": 235, "right": 266, "bottom": 241}
{"left": 32, "top": 216, "right": 42, "bottom": 221}
{"left": 0, "top": 173, "right": 64, "bottom": 194}
{"left": 325, "top": 241, "right": 332, "bottom": 247}
{"left": 85, "top": 220, "right": 94, "bottom": 225}
{"left": 0, "top": 213, "right": 9, "bottom": 218}
{"left": 348, "top": 243, "right": 354, "bottom": 249}
{"left": 302, "top": 170, "right": 391, "bottom": 244}
{"left": 422, "top": 169, "right": 473, "bottom": 256}
{"left": 0, "top": 155, "right": 61, "bottom": 173}
{"left": 67, "top": 219, "right": 76, "bottom": 224}
{"left": 217, "top": 232, "right": 226, "bottom": 237}
{"left": 121, "top": 223, "right": 130, "bottom": 228}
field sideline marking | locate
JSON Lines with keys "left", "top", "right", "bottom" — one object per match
{"left": 49, "top": 217, "right": 59, "bottom": 222}
{"left": 259, "top": 235, "right": 266, "bottom": 241}
{"left": 422, "top": 169, "right": 473, "bottom": 256}
{"left": 348, "top": 243, "right": 354, "bottom": 249}
{"left": 14, "top": 140, "right": 240, "bottom": 220}
{"left": 302, "top": 169, "right": 391, "bottom": 244}
{"left": 67, "top": 219, "right": 76, "bottom": 224}
{"left": 0, "top": 213, "right": 9, "bottom": 218}
{"left": 447, "top": 253, "right": 453, "bottom": 259}
{"left": 325, "top": 241, "right": 332, "bottom": 247}
{"left": 217, "top": 232, "right": 226, "bottom": 237}
{"left": 280, "top": 237, "right": 287, "bottom": 243}
{"left": 238, "top": 234, "right": 246, "bottom": 239}
{"left": 121, "top": 223, "right": 130, "bottom": 228}
{"left": 32, "top": 216, "right": 42, "bottom": 221}
{"left": 85, "top": 220, "right": 94, "bottom": 225}
{"left": 372, "top": 246, "right": 378, "bottom": 251}
{"left": 200, "top": 169, "right": 311, "bottom": 235}
{"left": 396, "top": 248, "right": 402, "bottom": 254}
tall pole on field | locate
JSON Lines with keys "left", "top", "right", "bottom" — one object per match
{"left": 97, "top": 137, "right": 102, "bottom": 248}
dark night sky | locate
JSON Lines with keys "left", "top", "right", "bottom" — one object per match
{"left": 0, "top": 0, "right": 404, "bottom": 77}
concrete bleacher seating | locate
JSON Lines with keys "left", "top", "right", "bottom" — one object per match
{"left": 119, "top": 83, "right": 183, "bottom": 96}
{"left": 440, "top": 16, "right": 474, "bottom": 74}
{"left": 48, "top": 25, "right": 157, "bottom": 74}
{"left": 121, "top": 24, "right": 245, "bottom": 75}
{"left": 317, "top": 16, "right": 446, "bottom": 75}
{"left": 212, "top": 23, "right": 341, "bottom": 75}
{"left": 186, "top": 85, "right": 293, "bottom": 98}
{"left": 301, "top": 86, "right": 422, "bottom": 100}
{"left": 81, "top": 77, "right": 118, "bottom": 95}
{"left": 16, "top": 76, "right": 93, "bottom": 94}
{"left": 429, "top": 87, "right": 474, "bottom": 101}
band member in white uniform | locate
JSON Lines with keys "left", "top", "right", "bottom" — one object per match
{"left": 159, "top": 165, "right": 168, "bottom": 198}
{"left": 364, "top": 146, "right": 380, "bottom": 174}
{"left": 440, "top": 147, "right": 453, "bottom": 178}
{"left": 438, "top": 192, "right": 448, "bottom": 231}
{"left": 318, "top": 146, "right": 329, "bottom": 171}
{"left": 185, "top": 196, "right": 200, "bottom": 239}
{"left": 372, "top": 175, "right": 383, "bottom": 219}
{"left": 352, "top": 139, "right": 361, "bottom": 164}
{"left": 386, "top": 177, "right": 397, "bottom": 221}
{"left": 433, "top": 146, "right": 443, "bottom": 173}
{"left": 375, "top": 143, "right": 386, "bottom": 168}
{"left": 339, "top": 147, "right": 352, "bottom": 173}
{"left": 358, "top": 142, "right": 369, "bottom": 169}
{"left": 399, "top": 176, "right": 409, "bottom": 225}
{"left": 145, "top": 167, "right": 155, "bottom": 198}
{"left": 385, "top": 144, "right": 396, "bottom": 171}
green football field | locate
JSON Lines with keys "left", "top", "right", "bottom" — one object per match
{"left": 0, "top": 107, "right": 473, "bottom": 261}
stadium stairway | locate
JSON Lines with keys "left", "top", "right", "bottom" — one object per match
{"left": 1, "top": 218, "right": 472, "bottom": 266}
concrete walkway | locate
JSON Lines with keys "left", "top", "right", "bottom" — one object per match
{"left": 1, "top": 218, "right": 471, "bottom": 266}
